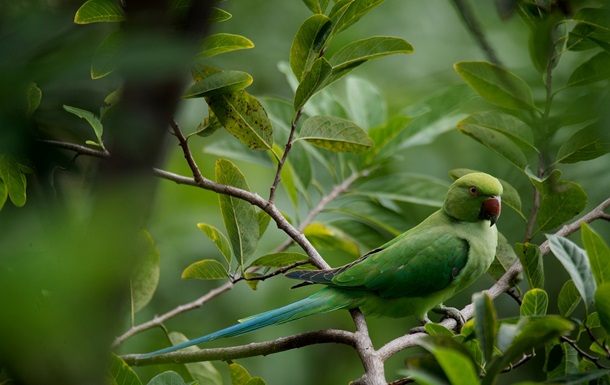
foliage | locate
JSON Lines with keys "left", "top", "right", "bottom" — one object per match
{"left": 1, "top": 1, "right": 610, "bottom": 385}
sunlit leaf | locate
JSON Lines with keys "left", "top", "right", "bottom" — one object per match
{"left": 558, "top": 280, "right": 581, "bottom": 317}
{"left": 107, "top": 353, "right": 142, "bottom": 385}
{"left": 454, "top": 61, "right": 536, "bottom": 111}
{"left": 229, "top": 362, "right": 267, "bottom": 385}
{"left": 74, "top": 0, "right": 125, "bottom": 24}
{"left": 521, "top": 289, "right": 548, "bottom": 316}
{"left": 209, "top": 7, "right": 232, "bottom": 22}
{"left": 290, "top": 14, "right": 331, "bottom": 80}
{"left": 182, "top": 259, "right": 228, "bottom": 280}
{"left": 197, "top": 223, "right": 232, "bottom": 264}
{"left": 197, "top": 33, "right": 254, "bottom": 59}
{"left": 303, "top": 222, "right": 360, "bottom": 257}
{"left": 63, "top": 105, "right": 105, "bottom": 149}
{"left": 0, "top": 155, "right": 27, "bottom": 208}
{"left": 183, "top": 70, "right": 253, "bottom": 98}
{"left": 298, "top": 115, "right": 374, "bottom": 153}
{"left": 424, "top": 323, "right": 454, "bottom": 336}
{"left": 216, "top": 159, "right": 259, "bottom": 266}
{"left": 547, "top": 234, "right": 596, "bottom": 306}
{"left": 581, "top": 223, "right": 610, "bottom": 286}
{"left": 515, "top": 242, "right": 544, "bottom": 289}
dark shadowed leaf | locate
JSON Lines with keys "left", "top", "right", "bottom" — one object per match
{"left": 581, "top": 223, "right": 610, "bottom": 285}
{"left": 91, "top": 31, "right": 122, "bottom": 79}
{"left": 567, "top": 51, "right": 610, "bottom": 87}
{"left": 26, "top": 82, "right": 42, "bottom": 117}
{"left": 572, "top": 7, "right": 610, "bottom": 31}
{"left": 516, "top": 242, "right": 544, "bottom": 289}
{"left": 183, "top": 70, "right": 253, "bottom": 98}
{"left": 130, "top": 230, "right": 160, "bottom": 313}
{"left": 474, "top": 292, "right": 496, "bottom": 362}
{"left": 595, "top": 283, "right": 610, "bottom": 334}
{"left": 555, "top": 121, "right": 610, "bottom": 164}
{"left": 489, "top": 232, "right": 521, "bottom": 282}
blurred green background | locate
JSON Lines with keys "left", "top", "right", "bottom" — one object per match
{"left": 2, "top": 1, "right": 609, "bottom": 384}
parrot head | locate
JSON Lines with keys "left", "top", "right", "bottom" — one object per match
{"left": 443, "top": 172, "right": 503, "bottom": 226}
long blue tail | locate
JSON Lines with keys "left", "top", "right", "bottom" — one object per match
{"left": 140, "top": 288, "right": 355, "bottom": 357}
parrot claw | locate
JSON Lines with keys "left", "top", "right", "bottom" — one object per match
{"left": 432, "top": 305, "right": 465, "bottom": 331}
{"left": 409, "top": 315, "right": 432, "bottom": 334}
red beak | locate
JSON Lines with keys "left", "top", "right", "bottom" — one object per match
{"left": 480, "top": 196, "right": 501, "bottom": 226}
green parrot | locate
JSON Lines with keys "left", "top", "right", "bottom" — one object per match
{"left": 141, "top": 172, "right": 502, "bottom": 357}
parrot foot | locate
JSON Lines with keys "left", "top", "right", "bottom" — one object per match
{"left": 409, "top": 315, "right": 432, "bottom": 334}
{"left": 432, "top": 305, "right": 465, "bottom": 331}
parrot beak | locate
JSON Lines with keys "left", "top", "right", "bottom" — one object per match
{"left": 480, "top": 195, "right": 501, "bottom": 227}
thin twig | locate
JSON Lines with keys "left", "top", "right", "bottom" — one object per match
{"left": 170, "top": 119, "right": 204, "bottom": 183}
{"left": 561, "top": 335, "right": 606, "bottom": 369}
{"left": 122, "top": 328, "right": 356, "bottom": 365}
{"left": 113, "top": 282, "right": 234, "bottom": 348}
{"left": 451, "top": 0, "right": 502, "bottom": 66}
{"left": 269, "top": 109, "right": 303, "bottom": 204}
{"left": 232, "top": 261, "right": 311, "bottom": 283}
{"left": 500, "top": 353, "right": 534, "bottom": 373}
{"left": 37, "top": 139, "right": 111, "bottom": 158}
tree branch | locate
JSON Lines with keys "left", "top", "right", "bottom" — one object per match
{"left": 170, "top": 119, "right": 204, "bottom": 183}
{"left": 113, "top": 281, "right": 234, "bottom": 348}
{"left": 269, "top": 109, "right": 303, "bottom": 204}
{"left": 451, "top": 0, "right": 502, "bottom": 67}
{"left": 122, "top": 328, "right": 356, "bottom": 365}
{"left": 37, "top": 139, "right": 111, "bottom": 158}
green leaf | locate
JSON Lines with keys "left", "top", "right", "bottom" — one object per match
{"left": 63, "top": 105, "right": 105, "bottom": 149}
{"left": 473, "top": 292, "right": 496, "bottom": 362}
{"left": 433, "top": 347, "right": 480, "bottom": 385}
{"left": 344, "top": 77, "right": 387, "bottom": 130}
{"left": 290, "top": 14, "right": 331, "bottom": 81}
{"left": 515, "top": 243, "right": 544, "bottom": 289}
{"left": 182, "top": 259, "right": 228, "bottom": 280}
{"left": 147, "top": 371, "right": 188, "bottom": 385}
{"left": 458, "top": 114, "right": 528, "bottom": 170}
{"left": 229, "top": 362, "right": 255, "bottom": 385}
{"left": 547, "top": 234, "right": 597, "bottom": 306}
{"left": 74, "top": 0, "right": 125, "bottom": 24}
{"left": 458, "top": 111, "right": 536, "bottom": 152}
{"left": 130, "top": 230, "right": 160, "bottom": 313}
{"left": 558, "top": 280, "right": 581, "bottom": 317}
{"left": 197, "top": 223, "right": 232, "bottom": 264}
{"left": 521, "top": 288, "right": 548, "bottom": 316}
{"left": 26, "top": 82, "right": 42, "bottom": 117}
{"left": 248, "top": 252, "right": 309, "bottom": 268}
{"left": 209, "top": 7, "right": 232, "bottom": 22}
{"left": 595, "top": 282, "right": 610, "bottom": 334}
{"left": 355, "top": 173, "right": 449, "bottom": 207}
{"left": 168, "top": 332, "right": 222, "bottom": 385}
{"left": 216, "top": 159, "right": 259, "bottom": 266}
{"left": 528, "top": 169, "right": 587, "bottom": 232}
{"left": 424, "top": 323, "right": 454, "bottom": 336}
{"left": 548, "top": 370, "right": 610, "bottom": 385}
{"left": 328, "top": 0, "right": 384, "bottom": 37}
{"left": 489, "top": 232, "right": 521, "bottom": 281}
{"left": 91, "top": 31, "right": 122, "bottom": 79}
{"left": 0, "top": 155, "right": 27, "bottom": 208}
{"left": 0, "top": 179, "right": 7, "bottom": 210}
{"left": 197, "top": 33, "right": 254, "bottom": 59}
{"left": 546, "top": 343, "right": 579, "bottom": 381}
{"left": 257, "top": 210, "right": 271, "bottom": 239}
{"left": 207, "top": 91, "right": 273, "bottom": 151}
{"left": 183, "top": 70, "right": 253, "bottom": 98}
{"left": 567, "top": 51, "right": 610, "bottom": 87}
{"left": 297, "top": 115, "right": 373, "bottom": 153}
{"left": 454, "top": 61, "right": 536, "bottom": 111}
{"left": 581, "top": 223, "right": 610, "bottom": 286}
{"left": 555, "top": 122, "right": 610, "bottom": 164}
{"left": 572, "top": 8, "right": 610, "bottom": 32}
{"left": 294, "top": 57, "right": 332, "bottom": 111}
{"left": 108, "top": 353, "right": 142, "bottom": 385}
{"left": 303, "top": 222, "right": 360, "bottom": 258}
{"left": 326, "top": 36, "right": 413, "bottom": 86}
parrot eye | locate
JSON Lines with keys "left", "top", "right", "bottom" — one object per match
{"left": 468, "top": 186, "right": 479, "bottom": 197}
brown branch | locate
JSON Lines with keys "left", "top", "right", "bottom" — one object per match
{"left": 269, "top": 109, "right": 303, "bottom": 204}
{"left": 121, "top": 328, "right": 356, "bottom": 366}
{"left": 561, "top": 335, "right": 606, "bottom": 369}
{"left": 233, "top": 261, "right": 310, "bottom": 283}
{"left": 37, "top": 139, "right": 111, "bottom": 158}
{"left": 170, "top": 119, "right": 204, "bottom": 183}
{"left": 113, "top": 281, "right": 234, "bottom": 348}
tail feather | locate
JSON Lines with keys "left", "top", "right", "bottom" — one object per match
{"left": 140, "top": 288, "right": 354, "bottom": 358}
